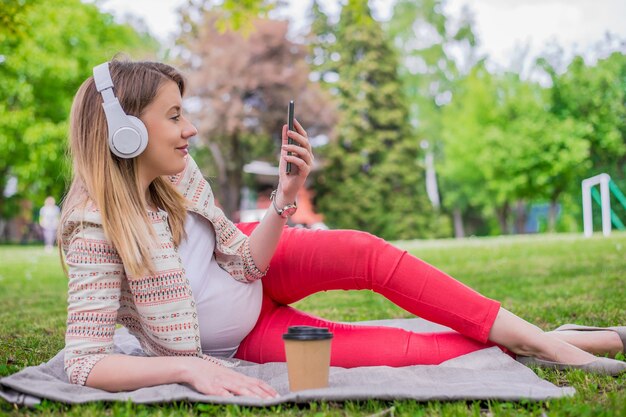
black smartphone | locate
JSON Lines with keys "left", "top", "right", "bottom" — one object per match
{"left": 286, "top": 100, "right": 297, "bottom": 174}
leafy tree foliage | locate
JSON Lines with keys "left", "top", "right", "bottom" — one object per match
{"left": 440, "top": 65, "right": 590, "bottom": 233}
{"left": 314, "top": 0, "right": 445, "bottom": 240}
{"left": 0, "top": 0, "right": 156, "bottom": 221}
{"left": 386, "top": 0, "right": 479, "bottom": 141}
{"left": 177, "top": 6, "right": 335, "bottom": 217}
{"left": 385, "top": 0, "right": 479, "bottom": 236}
{"left": 305, "top": 0, "right": 339, "bottom": 89}
{"left": 199, "top": 0, "right": 276, "bottom": 32}
{"left": 540, "top": 52, "right": 626, "bottom": 179}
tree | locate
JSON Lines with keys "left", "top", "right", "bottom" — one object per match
{"left": 177, "top": 8, "right": 335, "bottom": 217}
{"left": 440, "top": 65, "right": 590, "bottom": 234}
{"left": 314, "top": 0, "right": 444, "bottom": 240}
{"left": 305, "top": 0, "right": 339, "bottom": 89}
{"left": 0, "top": 0, "right": 156, "bottom": 225}
{"left": 540, "top": 51, "right": 626, "bottom": 180}
{"left": 438, "top": 64, "right": 498, "bottom": 233}
{"left": 385, "top": 0, "right": 480, "bottom": 236}
{"left": 194, "top": 0, "right": 276, "bottom": 32}
{"left": 386, "top": 0, "right": 479, "bottom": 134}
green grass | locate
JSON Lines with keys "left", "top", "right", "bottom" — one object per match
{"left": 1, "top": 232, "right": 625, "bottom": 416}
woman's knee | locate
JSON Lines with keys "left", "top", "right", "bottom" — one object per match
{"left": 337, "top": 230, "right": 397, "bottom": 258}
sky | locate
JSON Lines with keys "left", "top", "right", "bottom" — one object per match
{"left": 93, "top": 0, "right": 626, "bottom": 70}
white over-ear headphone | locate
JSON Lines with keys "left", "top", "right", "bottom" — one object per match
{"left": 93, "top": 62, "right": 148, "bottom": 159}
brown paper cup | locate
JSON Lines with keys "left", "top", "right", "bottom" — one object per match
{"left": 283, "top": 326, "right": 333, "bottom": 391}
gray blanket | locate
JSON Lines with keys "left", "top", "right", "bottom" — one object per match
{"left": 0, "top": 318, "right": 574, "bottom": 407}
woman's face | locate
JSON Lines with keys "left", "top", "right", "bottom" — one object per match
{"left": 136, "top": 80, "right": 197, "bottom": 187}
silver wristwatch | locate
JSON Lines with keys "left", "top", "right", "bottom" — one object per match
{"left": 270, "top": 189, "right": 297, "bottom": 218}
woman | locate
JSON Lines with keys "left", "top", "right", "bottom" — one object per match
{"left": 60, "top": 59, "right": 625, "bottom": 400}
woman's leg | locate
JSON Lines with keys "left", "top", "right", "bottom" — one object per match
{"left": 235, "top": 294, "right": 498, "bottom": 366}
{"left": 486, "top": 308, "right": 600, "bottom": 364}
{"left": 235, "top": 223, "right": 613, "bottom": 364}
{"left": 545, "top": 330, "right": 623, "bottom": 357}
{"left": 237, "top": 222, "right": 500, "bottom": 345}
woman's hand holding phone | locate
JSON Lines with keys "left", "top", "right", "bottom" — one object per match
{"left": 276, "top": 100, "right": 313, "bottom": 207}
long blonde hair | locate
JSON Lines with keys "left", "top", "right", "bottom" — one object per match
{"left": 61, "top": 59, "right": 188, "bottom": 277}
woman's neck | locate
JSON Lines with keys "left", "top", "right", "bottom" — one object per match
{"left": 145, "top": 188, "right": 158, "bottom": 212}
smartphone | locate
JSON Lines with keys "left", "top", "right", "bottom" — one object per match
{"left": 286, "top": 100, "right": 298, "bottom": 174}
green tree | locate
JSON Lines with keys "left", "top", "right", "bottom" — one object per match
{"left": 315, "top": 0, "right": 444, "bottom": 240}
{"left": 200, "top": 0, "right": 276, "bottom": 32}
{"left": 386, "top": 0, "right": 478, "bottom": 140}
{"left": 305, "top": 0, "right": 338, "bottom": 89}
{"left": 386, "top": 0, "right": 479, "bottom": 236}
{"left": 0, "top": 0, "right": 156, "bottom": 226}
{"left": 540, "top": 52, "right": 626, "bottom": 181}
{"left": 537, "top": 50, "right": 626, "bottom": 231}
{"left": 441, "top": 66, "right": 590, "bottom": 234}
{"left": 439, "top": 64, "right": 498, "bottom": 234}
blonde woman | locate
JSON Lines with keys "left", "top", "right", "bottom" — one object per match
{"left": 60, "top": 59, "right": 625, "bottom": 399}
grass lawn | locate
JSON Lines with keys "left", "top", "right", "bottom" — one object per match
{"left": 1, "top": 232, "right": 625, "bottom": 416}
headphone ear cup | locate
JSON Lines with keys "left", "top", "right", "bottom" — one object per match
{"left": 127, "top": 115, "right": 149, "bottom": 155}
{"left": 109, "top": 116, "right": 149, "bottom": 159}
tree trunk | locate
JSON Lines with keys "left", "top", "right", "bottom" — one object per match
{"left": 453, "top": 208, "right": 465, "bottom": 238}
{"left": 548, "top": 200, "right": 558, "bottom": 232}
{"left": 514, "top": 200, "right": 527, "bottom": 234}
{"left": 224, "top": 132, "right": 244, "bottom": 220}
{"left": 496, "top": 203, "right": 510, "bottom": 234}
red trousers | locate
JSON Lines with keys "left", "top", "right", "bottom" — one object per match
{"left": 234, "top": 223, "right": 502, "bottom": 366}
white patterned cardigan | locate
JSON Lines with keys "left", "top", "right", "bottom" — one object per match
{"left": 61, "top": 155, "right": 267, "bottom": 386}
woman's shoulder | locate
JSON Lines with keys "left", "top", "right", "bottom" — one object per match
{"left": 63, "top": 200, "right": 104, "bottom": 230}
{"left": 60, "top": 200, "right": 108, "bottom": 250}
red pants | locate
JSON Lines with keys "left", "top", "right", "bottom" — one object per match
{"left": 234, "top": 223, "right": 502, "bottom": 366}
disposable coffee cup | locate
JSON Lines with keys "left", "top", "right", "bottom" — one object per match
{"left": 282, "top": 326, "right": 333, "bottom": 391}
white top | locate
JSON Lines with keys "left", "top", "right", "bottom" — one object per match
{"left": 178, "top": 212, "right": 263, "bottom": 358}
{"left": 39, "top": 204, "right": 60, "bottom": 229}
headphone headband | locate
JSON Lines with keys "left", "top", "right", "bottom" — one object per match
{"left": 93, "top": 62, "right": 114, "bottom": 93}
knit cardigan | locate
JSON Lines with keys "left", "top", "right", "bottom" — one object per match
{"left": 61, "top": 155, "right": 267, "bottom": 386}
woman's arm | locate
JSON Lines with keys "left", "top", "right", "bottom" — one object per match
{"left": 63, "top": 215, "right": 277, "bottom": 398}
{"left": 247, "top": 120, "right": 314, "bottom": 272}
{"left": 86, "top": 354, "right": 278, "bottom": 398}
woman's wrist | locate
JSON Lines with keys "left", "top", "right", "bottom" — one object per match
{"left": 177, "top": 356, "right": 202, "bottom": 385}
{"left": 274, "top": 189, "right": 296, "bottom": 208}
{"left": 270, "top": 189, "right": 297, "bottom": 219}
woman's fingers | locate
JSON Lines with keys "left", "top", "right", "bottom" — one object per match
{"left": 214, "top": 387, "right": 235, "bottom": 397}
{"left": 222, "top": 378, "right": 278, "bottom": 399}
{"left": 283, "top": 153, "right": 312, "bottom": 176}
{"left": 293, "top": 118, "right": 307, "bottom": 138}
{"left": 286, "top": 128, "right": 311, "bottom": 150}
{"left": 282, "top": 144, "right": 312, "bottom": 164}
{"left": 225, "top": 372, "right": 278, "bottom": 398}
{"left": 283, "top": 126, "right": 314, "bottom": 166}
{"left": 243, "top": 384, "right": 273, "bottom": 399}
{"left": 192, "top": 361, "right": 278, "bottom": 399}
{"left": 236, "top": 376, "right": 279, "bottom": 398}
{"left": 287, "top": 120, "right": 311, "bottom": 151}
{"left": 281, "top": 124, "right": 288, "bottom": 145}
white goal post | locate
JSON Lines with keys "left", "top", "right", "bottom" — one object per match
{"left": 581, "top": 173, "right": 611, "bottom": 237}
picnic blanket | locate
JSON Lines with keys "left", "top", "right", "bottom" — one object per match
{"left": 0, "top": 318, "right": 575, "bottom": 407}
